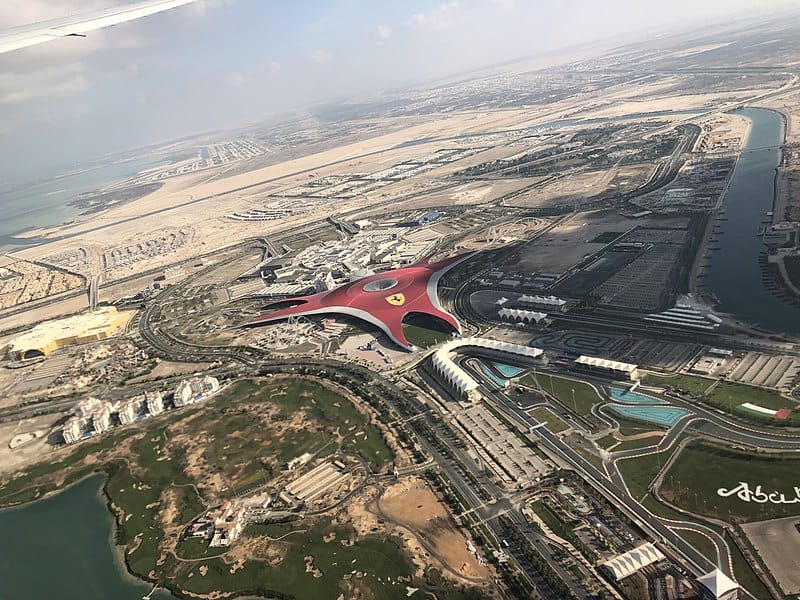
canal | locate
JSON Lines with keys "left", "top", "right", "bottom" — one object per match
{"left": 0, "top": 474, "right": 175, "bottom": 600}
{"left": 702, "top": 107, "right": 800, "bottom": 335}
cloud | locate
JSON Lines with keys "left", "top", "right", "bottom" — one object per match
{"left": 377, "top": 24, "right": 392, "bottom": 40}
{"left": 489, "top": 0, "right": 515, "bottom": 8}
{"left": 186, "top": 0, "right": 238, "bottom": 18}
{"left": 409, "top": 2, "right": 460, "bottom": 30}
{"left": 0, "top": 0, "right": 221, "bottom": 116}
{"left": 0, "top": 64, "right": 88, "bottom": 104}
{"left": 310, "top": 49, "right": 333, "bottom": 64}
{"left": 227, "top": 71, "right": 246, "bottom": 86}
{"left": 268, "top": 61, "right": 281, "bottom": 74}
{"left": 0, "top": 0, "right": 116, "bottom": 28}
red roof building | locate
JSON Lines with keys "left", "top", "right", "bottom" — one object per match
{"left": 246, "top": 254, "right": 473, "bottom": 350}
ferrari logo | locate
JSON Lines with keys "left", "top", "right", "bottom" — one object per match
{"left": 385, "top": 293, "right": 405, "bottom": 306}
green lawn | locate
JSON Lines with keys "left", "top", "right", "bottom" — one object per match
{"left": 725, "top": 530, "right": 772, "bottom": 600}
{"left": 661, "top": 442, "right": 800, "bottom": 522}
{"left": 529, "top": 500, "right": 574, "bottom": 540}
{"left": 675, "top": 530, "right": 718, "bottom": 564}
{"left": 133, "top": 428, "right": 190, "bottom": 486}
{"left": 529, "top": 407, "right": 570, "bottom": 433}
{"left": 611, "top": 414, "right": 666, "bottom": 437}
{"left": 590, "top": 231, "right": 625, "bottom": 244}
{"left": 175, "top": 521, "right": 414, "bottom": 600}
{"left": 0, "top": 376, "right": 471, "bottom": 600}
{"left": 643, "top": 373, "right": 714, "bottom": 396}
{"left": 616, "top": 441, "right": 684, "bottom": 500}
{"left": 706, "top": 382, "right": 796, "bottom": 423}
{"left": 645, "top": 374, "right": 799, "bottom": 425}
{"left": 175, "top": 536, "right": 229, "bottom": 559}
{"left": 612, "top": 435, "right": 662, "bottom": 452}
{"left": 595, "top": 434, "right": 618, "bottom": 450}
{"left": 263, "top": 378, "right": 393, "bottom": 472}
{"left": 522, "top": 373, "right": 601, "bottom": 416}
{"left": 105, "top": 460, "right": 166, "bottom": 578}
{"left": 0, "top": 431, "right": 136, "bottom": 507}
{"left": 402, "top": 313, "right": 455, "bottom": 349}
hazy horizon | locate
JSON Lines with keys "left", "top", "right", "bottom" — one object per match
{"left": 0, "top": 0, "right": 798, "bottom": 182}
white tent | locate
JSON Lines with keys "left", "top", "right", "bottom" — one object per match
{"left": 600, "top": 543, "right": 665, "bottom": 580}
{"left": 697, "top": 569, "right": 739, "bottom": 600}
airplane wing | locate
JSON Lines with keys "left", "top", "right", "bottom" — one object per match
{"left": 0, "top": 0, "right": 200, "bottom": 55}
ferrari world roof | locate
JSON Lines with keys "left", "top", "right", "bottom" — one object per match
{"left": 245, "top": 254, "right": 473, "bottom": 350}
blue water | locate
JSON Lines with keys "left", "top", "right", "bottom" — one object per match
{"left": 492, "top": 362, "right": 526, "bottom": 377}
{"left": 607, "top": 404, "right": 689, "bottom": 428}
{"left": 608, "top": 387, "right": 663, "bottom": 405}
{"left": 476, "top": 361, "right": 509, "bottom": 388}
{"left": 703, "top": 107, "right": 800, "bottom": 335}
{"left": 0, "top": 474, "right": 176, "bottom": 599}
{"left": 0, "top": 155, "right": 165, "bottom": 251}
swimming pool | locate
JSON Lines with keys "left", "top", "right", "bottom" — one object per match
{"left": 607, "top": 403, "right": 689, "bottom": 428}
{"left": 492, "top": 362, "right": 526, "bottom": 378}
{"left": 476, "top": 361, "right": 509, "bottom": 388}
{"left": 608, "top": 387, "right": 663, "bottom": 405}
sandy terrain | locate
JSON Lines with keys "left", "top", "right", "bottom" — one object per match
{"left": 507, "top": 211, "right": 691, "bottom": 274}
{"left": 742, "top": 516, "right": 800, "bottom": 595}
{"left": 5, "top": 108, "right": 567, "bottom": 287}
{"left": 574, "top": 90, "right": 773, "bottom": 120}
{"left": 505, "top": 166, "right": 652, "bottom": 209}
{"left": 0, "top": 293, "right": 89, "bottom": 332}
{"left": 508, "top": 211, "right": 628, "bottom": 273}
{"left": 764, "top": 89, "right": 800, "bottom": 143}
{"left": 0, "top": 414, "right": 61, "bottom": 472}
{"left": 378, "top": 476, "right": 490, "bottom": 582}
{"left": 694, "top": 112, "right": 750, "bottom": 154}
{"left": 456, "top": 218, "right": 548, "bottom": 251}
{"left": 126, "top": 361, "right": 215, "bottom": 384}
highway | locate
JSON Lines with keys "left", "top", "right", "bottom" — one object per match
{"left": 132, "top": 229, "right": 800, "bottom": 598}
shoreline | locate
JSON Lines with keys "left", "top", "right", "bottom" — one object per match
{"left": 0, "top": 471, "right": 174, "bottom": 597}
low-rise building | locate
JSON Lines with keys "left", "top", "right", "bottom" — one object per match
{"left": 116, "top": 397, "right": 146, "bottom": 425}
{"left": 600, "top": 543, "right": 665, "bottom": 581}
{"left": 517, "top": 295, "right": 568, "bottom": 312}
{"left": 189, "top": 502, "right": 247, "bottom": 548}
{"left": 62, "top": 397, "right": 113, "bottom": 444}
{"left": 573, "top": 355, "right": 639, "bottom": 381}
{"left": 173, "top": 375, "right": 220, "bottom": 407}
{"left": 6, "top": 307, "right": 131, "bottom": 361}
{"left": 61, "top": 418, "right": 83, "bottom": 444}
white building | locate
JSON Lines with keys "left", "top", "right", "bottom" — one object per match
{"left": 574, "top": 355, "right": 639, "bottom": 381}
{"left": 145, "top": 390, "right": 165, "bottom": 416}
{"left": 431, "top": 338, "right": 544, "bottom": 400}
{"left": 62, "top": 397, "right": 113, "bottom": 443}
{"left": 61, "top": 418, "right": 83, "bottom": 444}
{"left": 517, "top": 295, "right": 567, "bottom": 312}
{"left": 92, "top": 404, "right": 112, "bottom": 434}
{"left": 75, "top": 397, "right": 104, "bottom": 418}
{"left": 173, "top": 375, "right": 220, "bottom": 407}
{"left": 600, "top": 543, "right": 665, "bottom": 580}
{"left": 498, "top": 308, "right": 548, "bottom": 325}
{"left": 697, "top": 569, "right": 739, "bottom": 600}
{"left": 116, "top": 397, "right": 146, "bottom": 425}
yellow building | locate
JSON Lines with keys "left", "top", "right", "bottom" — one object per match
{"left": 6, "top": 307, "right": 132, "bottom": 360}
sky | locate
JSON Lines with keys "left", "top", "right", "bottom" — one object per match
{"left": 0, "top": 0, "right": 797, "bottom": 182}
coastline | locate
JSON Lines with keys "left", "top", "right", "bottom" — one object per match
{"left": 0, "top": 471, "right": 176, "bottom": 599}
